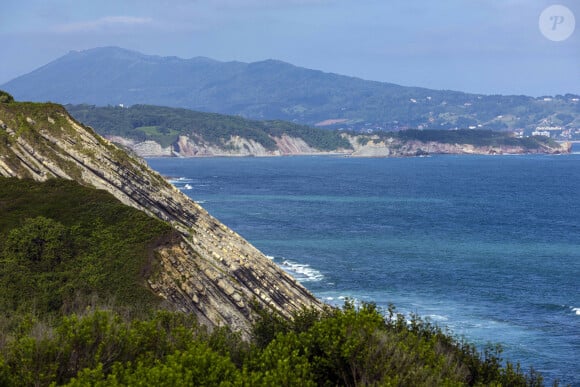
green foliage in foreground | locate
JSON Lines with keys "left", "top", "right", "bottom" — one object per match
{"left": 66, "top": 104, "right": 353, "bottom": 151}
{"left": 0, "top": 303, "right": 551, "bottom": 386}
{"left": 0, "top": 177, "right": 175, "bottom": 317}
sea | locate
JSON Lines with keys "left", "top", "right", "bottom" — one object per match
{"left": 147, "top": 149, "right": 580, "bottom": 386}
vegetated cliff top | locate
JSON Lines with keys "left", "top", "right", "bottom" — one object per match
{"left": 65, "top": 103, "right": 569, "bottom": 158}
{"left": 65, "top": 103, "right": 352, "bottom": 151}
{"left": 0, "top": 177, "right": 177, "bottom": 315}
{"left": 2, "top": 46, "right": 579, "bottom": 130}
{"left": 0, "top": 92, "right": 322, "bottom": 336}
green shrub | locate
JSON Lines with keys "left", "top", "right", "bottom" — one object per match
{"left": 0, "top": 178, "right": 174, "bottom": 316}
{"left": 0, "top": 90, "right": 14, "bottom": 104}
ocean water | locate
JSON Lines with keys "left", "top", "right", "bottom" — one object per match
{"left": 147, "top": 153, "right": 580, "bottom": 386}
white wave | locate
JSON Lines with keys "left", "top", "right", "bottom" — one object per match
{"left": 426, "top": 314, "right": 449, "bottom": 322}
{"left": 279, "top": 259, "right": 324, "bottom": 282}
{"left": 571, "top": 307, "right": 580, "bottom": 316}
{"left": 195, "top": 200, "right": 207, "bottom": 204}
{"left": 265, "top": 255, "right": 275, "bottom": 260}
{"left": 168, "top": 176, "right": 190, "bottom": 183}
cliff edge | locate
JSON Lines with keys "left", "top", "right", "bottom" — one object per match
{"left": 0, "top": 95, "right": 322, "bottom": 337}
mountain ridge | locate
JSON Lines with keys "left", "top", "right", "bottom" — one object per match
{"left": 4, "top": 46, "right": 578, "bottom": 131}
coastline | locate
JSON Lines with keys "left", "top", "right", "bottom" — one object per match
{"left": 108, "top": 133, "right": 571, "bottom": 159}
{"left": 136, "top": 144, "right": 571, "bottom": 159}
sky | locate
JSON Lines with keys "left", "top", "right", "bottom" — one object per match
{"left": 1, "top": 0, "right": 578, "bottom": 96}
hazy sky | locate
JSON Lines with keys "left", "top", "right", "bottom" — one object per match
{"left": 1, "top": 0, "right": 578, "bottom": 96}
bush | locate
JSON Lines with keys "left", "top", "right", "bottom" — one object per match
{"left": 0, "top": 90, "right": 14, "bottom": 104}
{"left": 0, "top": 178, "right": 174, "bottom": 316}
{"left": 0, "top": 302, "right": 551, "bottom": 386}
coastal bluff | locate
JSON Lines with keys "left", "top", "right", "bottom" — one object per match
{"left": 0, "top": 97, "right": 322, "bottom": 337}
{"left": 105, "top": 132, "right": 571, "bottom": 158}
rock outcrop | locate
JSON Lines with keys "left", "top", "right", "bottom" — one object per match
{"left": 106, "top": 133, "right": 338, "bottom": 157}
{"left": 0, "top": 101, "right": 323, "bottom": 338}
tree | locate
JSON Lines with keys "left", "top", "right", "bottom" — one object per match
{"left": 3, "top": 216, "right": 72, "bottom": 271}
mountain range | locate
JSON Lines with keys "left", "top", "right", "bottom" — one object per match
{"left": 3, "top": 47, "right": 579, "bottom": 131}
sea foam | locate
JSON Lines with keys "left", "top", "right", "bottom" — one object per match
{"left": 278, "top": 259, "right": 324, "bottom": 282}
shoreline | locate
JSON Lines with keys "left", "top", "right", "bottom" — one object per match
{"left": 143, "top": 150, "right": 573, "bottom": 160}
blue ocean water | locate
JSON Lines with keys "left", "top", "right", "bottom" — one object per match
{"left": 147, "top": 153, "right": 580, "bottom": 385}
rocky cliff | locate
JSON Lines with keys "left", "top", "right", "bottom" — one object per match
{"left": 107, "top": 132, "right": 570, "bottom": 158}
{"left": 107, "top": 133, "right": 337, "bottom": 157}
{"left": 0, "top": 99, "right": 322, "bottom": 337}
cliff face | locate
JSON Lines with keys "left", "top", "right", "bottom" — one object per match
{"left": 107, "top": 133, "right": 333, "bottom": 157}
{"left": 105, "top": 133, "right": 570, "bottom": 158}
{"left": 0, "top": 101, "right": 322, "bottom": 337}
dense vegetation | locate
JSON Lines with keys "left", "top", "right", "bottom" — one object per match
{"left": 66, "top": 104, "right": 352, "bottom": 151}
{"left": 4, "top": 47, "right": 579, "bottom": 131}
{"left": 393, "top": 129, "right": 559, "bottom": 149}
{"left": 351, "top": 129, "right": 560, "bottom": 151}
{"left": 0, "top": 178, "right": 175, "bottom": 317}
{"left": 0, "top": 302, "right": 550, "bottom": 386}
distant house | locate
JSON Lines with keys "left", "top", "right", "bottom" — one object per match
{"left": 532, "top": 130, "right": 550, "bottom": 137}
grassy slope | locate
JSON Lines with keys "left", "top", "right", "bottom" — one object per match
{"left": 65, "top": 104, "right": 353, "bottom": 151}
{"left": 0, "top": 177, "right": 176, "bottom": 316}
{"left": 393, "top": 129, "right": 560, "bottom": 149}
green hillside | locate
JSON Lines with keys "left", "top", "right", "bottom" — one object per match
{"left": 392, "top": 129, "right": 559, "bottom": 149}
{"left": 66, "top": 104, "right": 352, "bottom": 151}
{"left": 0, "top": 178, "right": 176, "bottom": 317}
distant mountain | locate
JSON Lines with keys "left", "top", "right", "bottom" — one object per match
{"left": 3, "top": 47, "right": 579, "bottom": 130}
